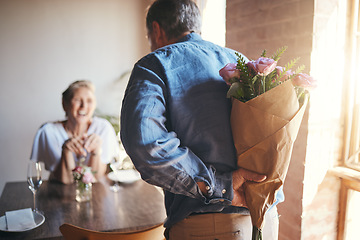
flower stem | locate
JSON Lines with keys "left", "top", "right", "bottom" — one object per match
{"left": 262, "top": 76, "right": 266, "bottom": 94}
{"left": 252, "top": 226, "right": 263, "bottom": 240}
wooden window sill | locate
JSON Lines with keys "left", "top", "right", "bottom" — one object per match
{"left": 329, "top": 166, "right": 360, "bottom": 184}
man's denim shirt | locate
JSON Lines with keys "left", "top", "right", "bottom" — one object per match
{"left": 121, "top": 33, "right": 284, "bottom": 228}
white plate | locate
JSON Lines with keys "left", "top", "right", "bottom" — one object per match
{"left": 0, "top": 211, "right": 45, "bottom": 232}
{"left": 108, "top": 169, "right": 141, "bottom": 183}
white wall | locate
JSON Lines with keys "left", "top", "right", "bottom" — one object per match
{"left": 0, "top": 0, "right": 150, "bottom": 193}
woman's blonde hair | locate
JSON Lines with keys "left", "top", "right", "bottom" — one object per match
{"left": 62, "top": 80, "right": 95, "bottom": 107}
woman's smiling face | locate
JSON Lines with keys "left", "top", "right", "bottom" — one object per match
{"left": 66, "top": 87, "right": 96, "bottom": 124}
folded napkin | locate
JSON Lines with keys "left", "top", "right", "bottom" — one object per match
{"left": 5, "top": 208, "right": 36, "bottom": 231}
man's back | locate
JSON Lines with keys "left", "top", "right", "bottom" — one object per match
{"left": 121, "top": 33, "right": 249, "bottom": 228}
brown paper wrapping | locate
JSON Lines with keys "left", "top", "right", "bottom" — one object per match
{"left": 230, "top": 80, "right": 308, "bottom": 230}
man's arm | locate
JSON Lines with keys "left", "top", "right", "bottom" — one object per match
{"left": 121, "top": 63, "right": 233, "bottom": 204}
{"left": 197, "top": 168, "right": 266, "bottom": 207}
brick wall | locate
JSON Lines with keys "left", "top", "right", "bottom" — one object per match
{"left": 226, "top": 0, "right": 346, "bottom": 239}
{"left": 226, "top": 0, "right": 313, "bottom": 72}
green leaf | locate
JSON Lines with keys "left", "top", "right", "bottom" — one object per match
{"left": 227, "top": 81, "right": 255, "bottom": 102}
{"left": 233, "top": 52, "right": 257, "bottom": 101}
{"left": 271, "top": 46, "right": 288, "bottom": 61}
{"left": 265, "top": 69, "right": 278, "bottom": 90}
{"left": 235, "top": 52, "right": 249, "bottom": 73}
{"left": 227, "top": 82, "right": 243, "bottom": 99}
{"left": 261, "top": 49, "right": 267, "bottom": 57}
{"left": 294, "top": 64, "right": 305, "bottom": 75}
{"left": 242, "top": 83, "right": 255, "bottom": 101}
{"left": 251, "top": 75, "right": 259, "bottom": 85}
{"left": 276, "top": 57, "right": 300, "bottom": 82}
{"left": 283, "top": 57, "right": 299, "bottom": 72}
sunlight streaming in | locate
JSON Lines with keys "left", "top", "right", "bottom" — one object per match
{"left": 199, "top": 0, "right": 226, "bottom": 47}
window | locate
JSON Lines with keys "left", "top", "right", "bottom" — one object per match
{"left": 337, "top": 0, "right": 360, "bottom": 239}
{"left": 196, "top": 0, "right": 226, "bottom": 47}
{"left": 343, "top": 0, "right": 360, "bottom": 172}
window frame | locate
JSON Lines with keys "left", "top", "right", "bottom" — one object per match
{"left": 342, "top": 0, "right": 360, "bottom": 171}
{"left": 337, "top": 0, "right": 360, "bottom": 239}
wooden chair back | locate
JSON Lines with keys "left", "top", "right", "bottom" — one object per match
{"left": 59, "top": 223, "right": 165, "bottom": 240}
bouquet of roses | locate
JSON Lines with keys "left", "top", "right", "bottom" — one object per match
{"left": 219, "top": 47, "right": 316, "bottom": 240}
{"left": 72, "top": 157, "right": 95, "bottom": 186}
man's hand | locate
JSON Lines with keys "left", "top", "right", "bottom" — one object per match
{"left": 232, "top": 168, "right": 266, "bottom": 207}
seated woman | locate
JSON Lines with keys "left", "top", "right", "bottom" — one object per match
{"left": 30, "top": 80, "right": 120, "bottom": 184}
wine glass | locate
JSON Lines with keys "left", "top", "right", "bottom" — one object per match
{"left": 27, "top": 161, "right": 43, "bottom": 213}
{"left": 109, "top": 157, "right": 122, "bottom": 192}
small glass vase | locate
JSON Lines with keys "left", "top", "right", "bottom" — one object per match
{"left": 75, "top": 180, "right": 92, "bottom": 202}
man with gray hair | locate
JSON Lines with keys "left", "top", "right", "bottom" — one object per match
{"left": 121, "top": 0, "right": 280, "bottom": 239}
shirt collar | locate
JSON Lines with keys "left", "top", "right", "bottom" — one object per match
{"left": 176, "top": 32, "right": 202, "bottom": 43}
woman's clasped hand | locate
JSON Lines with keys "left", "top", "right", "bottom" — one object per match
{"left": 62, "top": 133, "right": 102, "bottom": 158}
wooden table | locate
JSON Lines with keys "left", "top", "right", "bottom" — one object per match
{"left": 0, "top": 178, "right": 166, "bottom": 240}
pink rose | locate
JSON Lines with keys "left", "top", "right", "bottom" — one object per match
{"left": 292, "top": 73, "right": 317, "bottom": 89}
{"left": 82, "top": 171, "right": 94, "bottom": 184}
{"left": 276, "top": 66, "right": 294, "bottom": 82}
{"left": 219, "top": 63, "right": 241, "bottom": 85}
{"left": 247, "top": 57, "right": 277, "bottom": 76}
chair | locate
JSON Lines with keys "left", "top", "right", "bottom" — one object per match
{"left": 59, "top": 223, "right": 165, "bottom": 240}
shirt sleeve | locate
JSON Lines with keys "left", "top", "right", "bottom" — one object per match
{"left": 120, "top": 62, "right": 233, "bottom": 205}
{"left": 95, "top": 118, "right": 120, "bottom": 164}
{"left": 30, "top": 123, "right": 63, "bottom": 172}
